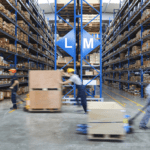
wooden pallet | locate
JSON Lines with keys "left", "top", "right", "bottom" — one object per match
{"left": 88, "top": 134, "right": 125, "bottom": 140}
{"left": 28, "top": 108, "right": 61, "bottom": 112}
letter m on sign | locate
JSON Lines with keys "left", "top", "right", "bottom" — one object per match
{"left": 82, "top": 29, "right": 100, "bottom": 58}
{"left": 83, "top": 38, "right": 93, "bottom": 49}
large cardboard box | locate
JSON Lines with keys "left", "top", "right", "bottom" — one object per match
{"left": 30, "top": 90, "right": 62, "bottom": 109}
{"left": 88, "top": 123, "right": 125, "bottom": 135}
{"left": 85, "top": 71, "right": 93, "bottom": 75}
{"left": 29, "top": 70, "right": 62, "bottom": 89}
{"left": 88, "top": 102, "right": 125, "bottom": 122}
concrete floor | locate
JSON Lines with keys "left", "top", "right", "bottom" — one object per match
{"left": 0, "top": 85, "right": 150, "bottom": 150}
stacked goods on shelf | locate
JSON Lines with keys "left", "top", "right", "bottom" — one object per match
{"left": 102, "top": 0, "right": 150, "bottom": 98}
{"left": 0, "top": 86, "right": 29, "bottom": 100}
{"left": 87, "top": 102, "right": 125, "bottom": 140}
{"left": 0, "top": 91, "right": 4, "bottom": 101}
{"left": 142, "top": 40, "right": 150, "bottom": 52}
{"left": 128, "top": 85, "right": 141, "bottom": 96}
{"left": 57, "top": 56, "right": 73, "bottom": 64}
{"left": 28, "top": 70, "right": 62, "bottom": 111}
{"left": 17, "top": 20, "right": 29, "bottom": 33}
{"left": 0, "top": 0, "right": 55, "bottom": 99}
{"left": 143, "top": 74, "right": 150, "bottom": 83}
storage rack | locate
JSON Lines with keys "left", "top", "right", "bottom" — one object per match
{"left": 0, "top": 0, "right": 55, "bottom": 92}
{"left": 102, "top": 0, "right": 150, "bottom": 98}
{"left": 55, "top": 0, "right": 103, "bottom": 102}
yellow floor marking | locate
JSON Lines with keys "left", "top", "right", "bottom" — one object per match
{"left": 138, "top": 109, "right": 146, "bottom": 114}
{"left": 103, "top": 87, "right": 144, "bottom": 107}
{"left": 129, "top": 103, "right": 133, "bottom": 106}
{"left": 103, "top": 91, "right": 125, "bottom": 107}
{"left": 9, "top": 110, "right": 15, "bottom": 113}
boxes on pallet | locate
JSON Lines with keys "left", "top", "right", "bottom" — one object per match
{"left": 136, "top": 30, "right": 141, "bottom": 39}
{"left": 4, "top": 91, "right": 11, "bottom": 98}
{"left": 87, "top": 102, "right": 125, "bottom": 140}
{"left": 57, "top": 56, "right": 73, "bottom": 64}
{"left": 85, "top": 71, "right": 93, "bottom": 75}
{"left": 141, "top": 9, "right": 150, "bottom": 21}
{"left": 143, "top": 74, "right": 150, "bottom": 83}
{"left": 120, "top": 53, "right": 126, "bottom": 59}
{"left": 29, "top": 70, "right": 62, "bottom": 110}
{"left": 0, "top": 91, "right": 4, "bottom": 101}
{"left": 17, "top": 2, "right": 22, "bottom": 11}
{"left": 142, "top": 40, "right": 150, "bottom": 51}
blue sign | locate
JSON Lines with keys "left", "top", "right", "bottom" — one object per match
{"left": 56, "top": 29, "right": 75, "bottom": 58}
{"left": 82, "top": 29, "right": 100, "bottom": 58}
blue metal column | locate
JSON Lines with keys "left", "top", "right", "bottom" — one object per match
{"left": 54, "top": 0, "right": 57, "bottom": 70}
{"left": 141, "top": 9, "right": 144, "bottom": 98}
{"left": 100, "top": 0, "right": 102, "bottom": 98}
{"left": 80, "top": 0, "right": 83, "bottom": 81}
{"left": 74, "top": 0, "right": 76, "bottom": 98}
{"left": 15, "top": 0, "right": 18, "bottom": 69}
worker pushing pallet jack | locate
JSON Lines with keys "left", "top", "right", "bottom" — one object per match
{"left": 129, "top": 84, "right": 150, "bottom": 131}
{"left": 77, "top": 84, "right": 150, "bottom": 135}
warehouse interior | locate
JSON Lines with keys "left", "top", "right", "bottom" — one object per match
{"left": 0, "top": 0, "right": 150, "bottom": 149}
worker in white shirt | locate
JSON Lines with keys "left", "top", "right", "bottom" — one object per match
{"left": 139, "top": 84, "right": 150, "bottom": 129}
{"left": 60, "top": 68, "right": 87, "bottom": 113}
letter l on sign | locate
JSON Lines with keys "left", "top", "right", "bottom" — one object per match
{"left": 65, "top": 38, "right": 72, "bottom": 48}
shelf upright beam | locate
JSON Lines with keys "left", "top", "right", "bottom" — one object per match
{"left": 100, "top": 0, "right": 102, "bottom": 98}
{"left": 141, "top": 6, "right": 144, "bottom": 98}
{"left": 74, "top": 0, "right": 77, "bottom": 98}
{"left": 54, "top": 0, "right": 57, "bottom": 70}
{"left": 14, "top": 0, "right": 18, "bottom": 69}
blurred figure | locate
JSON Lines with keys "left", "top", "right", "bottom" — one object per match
{"left": 9, "top": 69, "right": 19, "bottom": 110}
{"left": 60, "top": 68, "right": 87, "bottom": 113}
{"left": 139, "top": 84, "right": 150, "bottom": 129}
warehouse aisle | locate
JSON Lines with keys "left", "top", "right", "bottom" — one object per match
{"left": 0, "top": 87, "right": 150, "bottom": 150}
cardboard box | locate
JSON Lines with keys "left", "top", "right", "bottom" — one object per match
{"left": 85, "top": 71, "right": 93, "bottom": 75}
{"left": 88, "top": 123, "right": 125, "bottom": 135}
{"left": 4, "top": 91, "right": 11, "bottom": 98}
{"left": 29, "top": 70, "right": 62, "bottom": 89}
{"left": 93, "top": 70, "right": 100, "bottom": 75}
{"left": 0, "top": 91, "right": 4, "bottom": 101}
{"left": 30, "top": 90, "right": 62, "bottom": 109}
{"left": 88, "top": 102, "right": 125, "bottom": 122}
{"left": 83, "top": 80, "right": 97, "bottom": 85}
{"left": 64, "top": 57, "right": 73, "bottom": 63}
{"left": 120, "top": 53, "right": 126, "bottom": 59}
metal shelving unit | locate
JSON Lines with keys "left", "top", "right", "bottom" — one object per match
{"left": 80, "top": 0, "right": 103, "bottom": 101}
{"left": 103, "top": 0, "right": 150, "bottom": 98}
{"left": 55, "top": 0, "right": 103, "bottom": 101}
{"left": 0, "top": 0, "right": 55, "bottom": 89}
{"left": 55, "top": 0, "right": 76, "bottom": 99}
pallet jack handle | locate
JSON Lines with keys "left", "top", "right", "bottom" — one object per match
{"left": 129, "top": 104, "right": 149, "bottom": 125}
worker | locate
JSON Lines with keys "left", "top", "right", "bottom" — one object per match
{"left": 60, "top": 68, "right": 87, "bottom": 113}
{"left": 139, "top": 84, "right": 150, "bottom": 129}
{"left": 9, "top": 69, "right": 19, "bottom": 110}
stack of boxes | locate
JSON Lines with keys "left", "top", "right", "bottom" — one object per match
{"left": 87, "top": 102, "right": 125, "bottom": 140}
{"left": 57, "top": 56, "right": 73, "bottom": 64}
{"left": 28, "top": 70, "right": 62, "bottom": 111}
